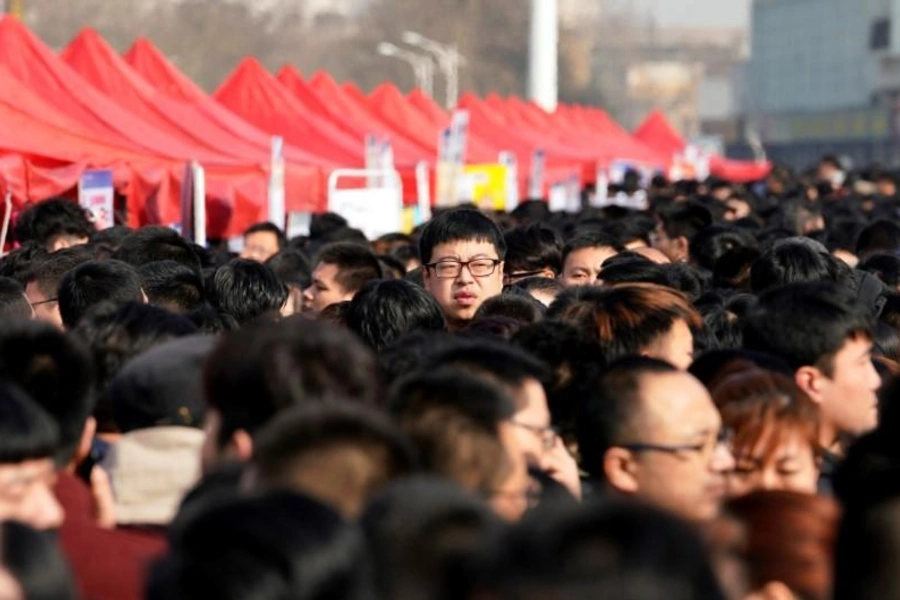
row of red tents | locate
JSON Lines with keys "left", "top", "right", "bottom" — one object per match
{"left": 0, "top": 17, "right": 771, "bottom": 237}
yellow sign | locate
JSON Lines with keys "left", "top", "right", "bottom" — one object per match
{"left": 461, "top": 164, "right": 508, "bottom": 212}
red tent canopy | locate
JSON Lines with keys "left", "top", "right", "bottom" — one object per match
{"left": 214, "top": 59, "right": 363, "bottom": 167}
{"left": 634, "top": 110, "right": 772, "bottom": 182}
{"left": 407, "top": 88, "right": 451, "bottom": 128}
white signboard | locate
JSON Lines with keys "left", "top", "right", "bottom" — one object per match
{"left": 328, "top": 187, "right": 402, "bottom": 240}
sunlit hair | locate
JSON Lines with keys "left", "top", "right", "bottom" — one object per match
{"left": 711, "top": 366, "right": 820, "bottom": 465}
{"left": 549, "top": 283, "right": 701, "bottom": 363}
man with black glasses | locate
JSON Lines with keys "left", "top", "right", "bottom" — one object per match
{"left": 577, "top": 356, "right": 735, "bottom": 522}
{"left": 419, "top": 209, "right": 505, "bottom": 325}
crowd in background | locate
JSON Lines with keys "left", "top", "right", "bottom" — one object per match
{"left": 0, "top": 154, "right": 899, "bottom": 599}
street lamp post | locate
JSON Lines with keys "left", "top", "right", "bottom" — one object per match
{"left": 377, "top": 42, "right": 434, "bottom": 98}
{"left": 402, "top": 31, "right": 464, "bottom": 110}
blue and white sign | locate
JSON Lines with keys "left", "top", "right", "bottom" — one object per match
{"left": 78, "top": 170, "right": 114, "bottom": 230}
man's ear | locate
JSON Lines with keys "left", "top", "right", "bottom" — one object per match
{"left": 231, "top": 429, "right": 254, "bottom": 463}
{"left": 603, "top": 447, "right": 639, "bottom": 494}
{"left": 795, "top": 365, "right": 826, "bottom": 405}
{"left": 674, "top": 236, "right": 690, "bottom": 261}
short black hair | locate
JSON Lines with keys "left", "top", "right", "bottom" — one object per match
{"left": 0, "top": 243, "right": 48, "bottom": 286}
{"left": 514, "top": 276, "right": 565, "bottom": 295}
{"left": 14, "top": 198, "right": 93, "bottom": 248}
{"left": 266, "top": 251, "right": 311, "bottom": 289}
{"left": 474, "top": 291, "right": 545, "bottom": 324}
{"left": 860, "top": 253, "right": 900, "bottom": 288}
{"left": 207, "top": 259, "right": 287, "bottom": 326}
{"left": 0, "top": 277, "right": 30, "bottom": 321}
{"left": 24, "top": 246, "right": 93, "bottom": 298}
{"left": 689, "top": 225, "right": 757, "bottom": 272}
{"left": 346, "top": 279, "right": 446, "bottom": 351}
{"left": 857, "top": 219, "right": 900, "bottom": 258}
{"left": 503, "top": 224, "right": 562, "bottom": 276}
{"left": 578, "top": 357, "right": 678, "bottom": 481}
{"left": 425, "top": 339, "right": 547, "bottom": 407}
{"left": 657, "top": 201, "right": 713, "bottom": 241}
{"left": 0, "top": 381, "right": 58, "bottom": 464}
{"left": 314, "top": 243, "right": 383, "bottom": 295}
{"left": 378, "top": 331, "right": 457, "bottom": 387}
{"left": 561, "top": 232, "right": 623, "bottom": 267}
{"left": 0, "top": 321, "right": 95, "bottom": 467}
{"left": 309, "top": 212, "right": 349, "bottom": 240}
{"left": 73, "top": 302, "right": 197, "bottom": 433}
{"left": 57, "top": 260, "right": 145, "bottom": 329}
{"left": 139, "top": 261, "right": 205, "bottom": 314}
{"left": 148, "top": 491, "right": 367, "bottom": 600}
{"left": 694, "top": 291, "right": 757, "bottom": 352}
{"left": 750, "top": 242, "right": 843, "bottom": 293}
{"left": 204, "top": 317, "right": 380, "bottom": 447}
{"left": 113, "top": 226, "right": 202, "bottom": 276}
{"left": 743, "top": 282, "right": 874, "bottom": 373}
{"left": 377, "top": 255, "right": 407, "bottom": 280}
{"left": 243, "top": 222, "right": 287, "bottom": 248}
{"left": 418, "top": 209, "right": 506, "bottom": 265}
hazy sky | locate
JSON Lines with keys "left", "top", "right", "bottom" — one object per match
{"left": 626, "top": 0, "right": 751, "bottom": 29}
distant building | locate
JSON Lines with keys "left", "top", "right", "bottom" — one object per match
{"left": 747, "top": 0, "right": 900, "bottom": 167}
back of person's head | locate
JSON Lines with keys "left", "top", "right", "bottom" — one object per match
{"left": 113, "top": 226, "right": 202, "bottom": 276}
{"left": 139, "top": 260, "right": 205, "bottom": 314}
{"left": 265, "top": 250, "right": 311, "bottom": 289}
{"left": 14, "top": 198, "right": 94, "bottom": 251}
{"left": 713, "top": 245, "right": 760, "bottom": 290}
{"left": 474, "top": 292, "right": 545, "bottom": 325}
{"left": 250, "top": 402, "right": 416, "bottom": 518}
{"left": 309, "top": 212, "right": 349, "bottom": 240}
{"left": 419, "top": 209, "right": 506, "bottom": 265}
{"left": 87, "top": 225, "right": 133, "bottom": 258}
{"left": 0, "top": 321, "right": 94, "bottom": 467}
{"left": 314, "top": 242, "right": 383, "bottom": 293}
{"left": 25, "top": 246, "right": 92, "bottom": 298}
{"left": 0, "top": 243, "right": 48, "bottom": 285}
{"left": 503, "top": 224, "right": 562, "bottom": 279}
{"left": 694, "top": 291, "right": 757, "bottom": 352}
{"left": 689, "top": 225, "right": 757, "bottom": 272}
{"left": 474, "top": 500, "right": 727, "bottom": 600}
{"left": 362, "top": 476, "right": 503, "bottom": 600}
{"left": 388, "top": 368, "right": 514, "bottom": 494}
{"left": 657, "top": 201, "right": 713, "bottom": 242}
{"left": 0, "top": 277, "right": 31, "bottom": 321}
{"left": 743, "top": 282, "right": 873, "bottom": 371}
{"left": 513, "top": 276, "right": 565, "bottom": 306}
{"left": 596, "top": 257, "right": 669, "bottom": 287}
{"left": 57, "top": 259, "right": 145, "bottom": 328}
{"left": 377, "top": 254, "right": 407, "bottom": 280}
{"left": 207, "top": 259, "right": 287, "bottom": 325}
{"left": 0, "top": 520, "right": 77, "bottom": 600}
{"left": 110, "top": 335, "right": 215, "bottom": 434}
{"left": 550, "top": 283, "right": 701, "bottom": 369}
{"left": 751, "top": 241, "right": 842, "bottom": 293}
{"left": 859, "top": 252, "right": 900, "bottom": 288}
{"left": 378, "top": 331, "right": 457, "bottom": 386}
{"left": 728, "top": 491, "right": 839, "bottom": 600}
{"left": 148, "top": 491, "right": 368, "bottom": 600}
{"left": 346, "top": 279, "right": 446, "bottom": 351}
{"left": 857, "top": 219, "right": 900, "bottom": 258}
{"left": 577, "top": 357, "right": 678, "bottom": 482}
{"left": 204, "top": 318, "right": 380, "bottom": 457}
{"left": 0, "top": 381, "right": 58, "bottom": 465}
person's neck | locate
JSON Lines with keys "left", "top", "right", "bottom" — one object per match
{"left": 446, "top": 317, "right": 471, "bottom": 332}
{"left": 819, "top": 424, "right": 845, "bottom": 458}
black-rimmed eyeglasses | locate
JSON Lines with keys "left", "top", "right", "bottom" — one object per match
{"left": 618, "top": 428, "right": 733, "bottom": 458}
{"left": 425, "top": 259, "right": 501, "bottom": 279}
{"left": 29, "top": 298, "right": 57, "bottom": 308}
{"left": 511, "top": 421, "right": 560, "bottom": 451}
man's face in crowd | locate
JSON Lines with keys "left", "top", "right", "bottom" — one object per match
{"left": 422, "top": 240, "right": 503, "bottom": 321}
{"left": 651, "top": 221, "right": 687, "bottom": 262}
{"left": 642, "top": 318, "right": 695, "bottom": 371}
{"left": 509, "top": 377, "right": 553, "bottom": 468}
{"left": 47, "top": 234, "right": 89, "bottom": 253}
{"left": 801, "top": 336, "right": 881, "bottom": 441}
{"left": 0, "top": 458, "right": 63, "bottom": 530}
{"left": 302, "top": 262, "right": 353, "bottom": 314}
{"left": 610, "top": 372, "right": 734, "bottom": 522}
{"left": 559, "top": 246, "right": 618, "bottom": 287}
{"left": 240, "top": 231, "right": 280, "bottom": 263}
{"left": 24, "top": 282, "right": 62, "bottom": 330}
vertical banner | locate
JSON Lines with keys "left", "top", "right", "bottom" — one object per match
{"left": 79, "top": 169, "right": 115, "bottom": 230}
{"left": 565, "top": 175, "right": 581, "bottom": 213}
{"left": 499, "top": 152, "right": 519, "bottom": 212}
{"left": 415, "top": 160, "right": 432, "bottom": 226}
{"left": 435, "top": 127, "right": 455, "bottom": 207}
{"left": 365, "top": 134, "right": 379, "bottom": 188}
{"left": 178, "top": 162, "right": 194, "bottom": 239}
{"left": 379, "top": 138, "right": 395, "bottom": 187}
{"left": 528, "top": 149, "right": 545, "bottom": 199}
{"left": 268, "top": 136, "right": 286, "bottom": 229}
{"left": 192, "top": 162, "right": 207, "bottom": 248}
{"left": 590, "top": 168, "right": 610, "bottom": 207}
{"left": 448, "top": 110, "right": 469, "bottom": 204}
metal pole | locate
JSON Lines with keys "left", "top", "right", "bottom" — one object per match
{"left": 378, "top": 42, "right": 434, "bottom": 96}
{"left": 529, "top": 0, "right": 559, "bottom": 111}
{"left": 402, "top": 32, "right": 465, "bottom": 109}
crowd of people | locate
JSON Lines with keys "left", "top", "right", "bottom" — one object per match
{"left": 0, "top": 154, "right": 899, "bottom": 599}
